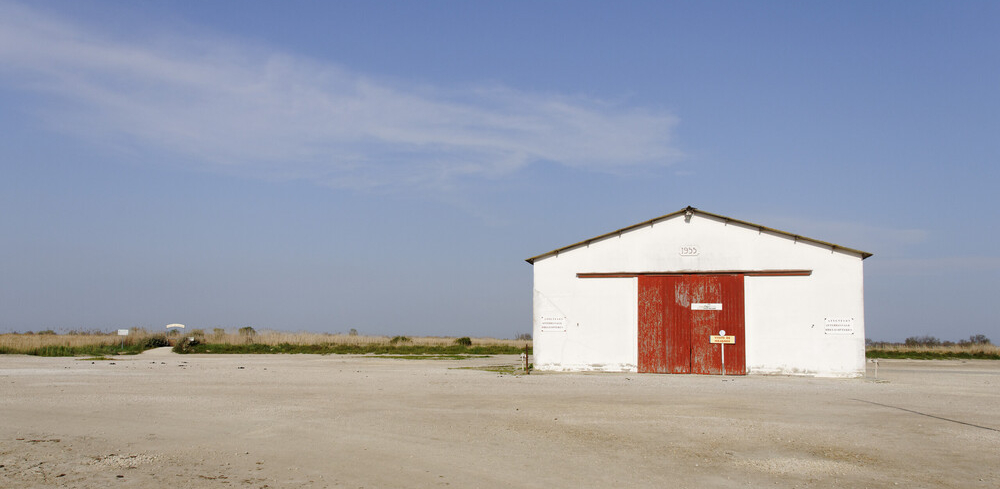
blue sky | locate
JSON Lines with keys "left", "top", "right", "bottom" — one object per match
{"left": 1, "top": 0, "right": 997, "bottom": 341}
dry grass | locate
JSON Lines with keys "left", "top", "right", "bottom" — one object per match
{"left": 0, "top": 333, "right": 130, "bottom": 351}
{"left": 199, "top": 331, "right": 531, "bottom": 347}
{"left": 867, "top": 343, "right": 999, "bottom": 355}
{"left": 866, "top": 342, "right": 999, "bottom": 360}
{"left": 202, "top": 330, "right": 529, "bottom": 348}
{"left": 0, "top": 330, "right": 531, "bottom": 353}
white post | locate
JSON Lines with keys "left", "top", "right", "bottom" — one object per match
{"left": 719, "top": 330, "right": 726, "bottom": 377}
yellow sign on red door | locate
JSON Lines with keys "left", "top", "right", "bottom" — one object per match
{"left": 710, "top": 335, "right": 735, "bottom": 344}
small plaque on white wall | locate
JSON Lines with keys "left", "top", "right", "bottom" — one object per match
{"left": 679, "top": 246, "right": 699, "bottom": 256}
{"left": 824, "top": 318, "right": 854, "bottom": 335}
{"left": 540, "top": 317, "right": 568, "bottom": 333}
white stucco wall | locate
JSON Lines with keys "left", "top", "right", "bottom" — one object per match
{"left": 533, "top": 276, "right": 638, "bottom": 371}
{"left": 531, "top": 212, "right": 866, "bottom": 377}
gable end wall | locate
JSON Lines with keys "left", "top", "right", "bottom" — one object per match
{"left": 531, "top": 214, "right": 865, "bottom": 377}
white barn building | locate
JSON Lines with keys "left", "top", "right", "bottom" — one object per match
{"left": 526, "top": 206, "right": 871, "bottom": 378}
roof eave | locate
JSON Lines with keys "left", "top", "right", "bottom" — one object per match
{"left": 525, "top": 206, "right": 873, "bottom": 264}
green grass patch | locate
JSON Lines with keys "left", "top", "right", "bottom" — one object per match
{"left": 454, "top": 364, "right": 530, "bottom": 375}
{"left": 12, "top": 344, "right": 146, "bottom": 357}
{"left": 180, "top": 343, "right": 530, "bottom": 355}
{"left": 389, "top": 335, "right": 411, "bottom": 345}
{"left": 78, "top": 356, "right": 114, "bottom": 361}
{"left": 867, "top": 349, "right": 1000, "bottom": 360}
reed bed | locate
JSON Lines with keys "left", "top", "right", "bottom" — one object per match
{"left": 0, "top": 330, "right": 531, "bottom": 356}
{"left": 1, "top": 333, "right": 135, "bottom": 351}
{"left": 867, "top": 343, "right": 999, "bottom": 360}
{"left": 198, "top": 330, "right": 528, "bottom": 348}
{"left": 0, "top": 332, "right": 157, "bottom": 356}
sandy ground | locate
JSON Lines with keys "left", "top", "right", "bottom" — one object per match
{"left": 1, "top": 350, "right": 997, "bottom": 488}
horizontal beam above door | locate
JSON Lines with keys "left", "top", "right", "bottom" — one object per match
{"left": 577, "top": 270, "right": 812, "bottom": 278}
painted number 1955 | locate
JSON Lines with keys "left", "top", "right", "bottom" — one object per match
{"left": 679, "top": 246, "right": 699, "bottom": 256}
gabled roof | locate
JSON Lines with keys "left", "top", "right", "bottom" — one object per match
{"left": 525, "top": 206, "right": 873, "bottom": 264}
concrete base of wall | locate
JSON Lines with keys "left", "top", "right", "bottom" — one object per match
{"left": 748, "top": 366, "right": 864, "bottom": 378}
{"left": 536, "top": 364, "right": 864, "bottom": 378}
{"left": 536, "top": 363, "right": 638, "bottom": 373}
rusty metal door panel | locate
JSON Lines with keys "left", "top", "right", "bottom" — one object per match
{"left": 688, "top": 275, "right": 722, "bottom": 374}
{"left": 688, "top": 275, "right": 745, "bottom": 375}
{"left": 637, "top": 274, "right": 745, "bottom": 375}
{"left": 720, "top": 275, "right": 746, "bottom": 375}
{"left": 637, "top": 276, "right": 669, "bottom": 373}
{"left": 666, "top": 276, "right": 692, "bottom": 373}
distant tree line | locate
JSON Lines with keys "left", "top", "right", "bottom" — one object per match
{"left": 8, "top": 329, "right": 100, "bottom": 335}
{"left": 867, "top": 334, "right": 992, "bottom": 347}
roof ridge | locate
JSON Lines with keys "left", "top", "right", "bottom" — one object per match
{"left": 525, "top": 206, "right": 873, "bottom": 264}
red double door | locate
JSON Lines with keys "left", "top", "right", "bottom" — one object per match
{"left": 638, "top": 274, "right": 746, "bottom": 375}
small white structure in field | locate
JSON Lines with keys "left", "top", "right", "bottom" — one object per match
{"left": 526, "top": 206, "right": 871, "bottom": 378}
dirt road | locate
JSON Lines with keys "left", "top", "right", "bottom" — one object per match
{"left": 1, "top": 351, "right": 997, "bottom": 488}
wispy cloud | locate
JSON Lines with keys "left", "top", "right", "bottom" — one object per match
{"left": 0, "top": 2, "right": 681, "bottom": 190}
